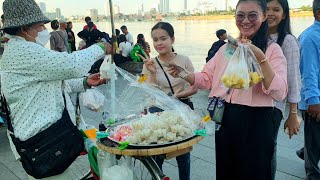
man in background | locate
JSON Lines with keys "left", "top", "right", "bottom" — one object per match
{"left": 206, "top": 29, "right": 227, "bottom": 63}
{"left": 83, "top": 16, "right": 97, "bottom": 30}
{"left": 120, "top": 25, "right": 134, "bottom": 45}
{"left": 298, "top": 1, "right": 320, "bottom": 179}
{"left": 59, "top": 19, "right": 71, "bottom": 53}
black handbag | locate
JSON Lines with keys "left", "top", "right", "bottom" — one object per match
{"left": 3, "top": 95, "right": 84, "bottom": 179}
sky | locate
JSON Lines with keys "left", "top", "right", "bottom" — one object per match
{"left": 0, "top": 0, "right": 314, "bottom": 17}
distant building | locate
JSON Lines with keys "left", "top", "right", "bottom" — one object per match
{"left": 87, "top": 9, "right": 98, "bottom": 20}
{"left": 184, "top": 0, "right": 187, "bottom": 10}
{"left": 159, "top": 0, "right": 169, "bottom": 14}
{"left": 39, "top": 2, "right": 46, "bottom": 12}
{"left": 105, "top": 2, "right": 111, "bottom": 17}
{"left": 105, "top": 2, "right": 120, "bottom": 17}
{"left": 225, "top": 0, "right": 228, "bottom": 11}
{"left": 150, "top": 8, "right": 157, "bottom": 15}
{"left": 44, "top": 12, "right": 58, "bottom": 20}
{"left": 43, "top": 8, "right": 63, "bottom": 20}
{"left": 114, "top": 5, "right": 120, "bottom": 14}
{"left": 56, "top": 8, "right": 61, "bottom": 19}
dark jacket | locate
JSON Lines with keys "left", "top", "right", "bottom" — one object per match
{"left": 206, "top": 40, "right": 226, "bottom": 62}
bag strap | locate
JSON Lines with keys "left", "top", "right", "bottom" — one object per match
{"left": 75, "top": 93, "right": 81, "bottom": 126}
{"left": 1, "top": 95, "right": 13, "bottom": 133}
{"left": 56, "top": 31, "right": 66, "bottom": 42}
{"left": 3, "top": 92, "right": 68, "bottom": 135}
{"left": 155, "top": 57, "right": 175, "bottom": 95}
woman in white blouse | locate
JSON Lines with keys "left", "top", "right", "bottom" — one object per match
{"left": 1, "top": 0, "right": 111, "bottom": 179}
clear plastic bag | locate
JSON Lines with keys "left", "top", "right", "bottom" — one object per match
{"left": 103, "top": 67, "right": 202, "bottom": 145}
{"left": 80, "top": 88, "right": 105, "bottom": 112}
{"left": 222, "top": 44, "right": 250, "bottom": 89}
{"left": 221, "top": 43, "right": 263, "bottom": 89}
{"left": 97, "top": 150, "right": 117, "bottom": 179}
{"left": 102, "top": 163, "right": 133, "bottom": 180}
{"left": 246, "top": 46, "right": 264, "bottom": 86}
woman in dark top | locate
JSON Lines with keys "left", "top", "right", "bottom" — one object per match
{"left": 66, "top": 22, "right": 76, "bottom": 52}
{"left": 136, "top": 34, "right": 151, "bottom": 56}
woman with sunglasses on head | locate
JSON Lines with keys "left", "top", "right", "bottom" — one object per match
{"left": 168, "top": 0, "right": 287, "bottom": 179}
{"left": 266, "top": 0, "right": 301, "bottom": 179}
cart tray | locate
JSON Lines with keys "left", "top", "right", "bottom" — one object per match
{"left": 97, "top": 136, "right": 204, "bottom": 156}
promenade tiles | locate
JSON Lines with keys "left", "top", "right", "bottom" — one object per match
{"left": 0, "top": 88, "right": 306, "bottom": 179}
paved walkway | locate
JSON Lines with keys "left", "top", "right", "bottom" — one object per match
{"left": 0, "top": 86, "right": 306, "bottom": 179}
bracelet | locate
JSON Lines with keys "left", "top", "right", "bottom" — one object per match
{"left": 179, "top": 73, "right": 189, "bottom": 79}
{"left": 96, "top": 43, "right": 106, "bottom": 52}
{"left": 290, "top": 109, "right": 298, "bottom": 114}
{"left": 83, "top": 76, "right": 90, "bottom": 89}
{"left": 259, "top": 57, "right": 267, "bottom": 64}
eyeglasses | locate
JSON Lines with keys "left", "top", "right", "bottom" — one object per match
{"left": 235, "top": 13, "right": 259, "bottom": 22}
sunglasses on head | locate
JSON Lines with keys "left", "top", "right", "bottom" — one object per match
{"left": 235, "top": 13, "right": 259, "bottom": 22}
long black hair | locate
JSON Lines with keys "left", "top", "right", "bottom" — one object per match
{"left": 267, "top": 0, "right": 291, "bottom": 46}
{"left": 137, "top": 34, "right": 146, "bottom": 49}
{"left": 151, "top": 22, "right": 175, "bottom": 52}
{"left": 236, "top": 0, "right": 268, "bottom": 52}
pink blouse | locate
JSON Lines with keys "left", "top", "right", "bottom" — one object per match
{"left": 194, "top": 43, "right": 288, "bottom": 107}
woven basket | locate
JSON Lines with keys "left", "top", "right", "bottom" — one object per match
{"left": 118, "top": 61, "right": 143, "bottom": 75}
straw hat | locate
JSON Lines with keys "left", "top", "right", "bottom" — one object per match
{"left": 2, "top": 0, "right": 50, "bottom": 29}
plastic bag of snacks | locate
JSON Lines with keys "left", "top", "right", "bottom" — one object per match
{"left": 221, "top": 37, "right": 263, "bottom": 89}
{"left": 221, "top": 43, "right": 251, "bottom": 89}
{"left": 80, "top": 88, "right": 105, "bottom": 112}
{"left": 103, "top": 67, "right": 202, "bottom": 146}
{"left": 246, "top": 46, "right": 264, "bottom": 86}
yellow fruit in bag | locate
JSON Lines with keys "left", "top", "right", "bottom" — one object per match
{"left": 249, "top": 72, "right": 263, "bottom": 86}
{"left": 221, "top": 74, "right": 248, "bottom": 89}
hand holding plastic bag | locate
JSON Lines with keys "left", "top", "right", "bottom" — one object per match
{"left": 222, "top": 38, "right": 263, "bottom": 89}
{"left": 80, "top": 88, "right": 105, "bottom": 112}
{"left": 246, "top": 43, "right": 264, "bottom": 86}
{"left": 246, "top": 45, "right": 264, "bottom": 86}
{"left": 222, "top": 44, "right": 250, "bottom": 89}
{"left": 100, "top": 54, "right": 117, "bottom": 80}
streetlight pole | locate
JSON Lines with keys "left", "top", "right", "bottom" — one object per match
{"left": 108, "top": 0, "right": 115, "bottom": 36}
{"left": 108, "top": 0, "right": 116, "bottom": 122}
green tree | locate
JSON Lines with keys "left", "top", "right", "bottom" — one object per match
{"left": 227, "top": 6, "right": 235, "bottom": 15}
{"left": 300, "top": 5, "right": 312, "bottom": 11}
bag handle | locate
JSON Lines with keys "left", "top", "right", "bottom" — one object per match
{"left": 1, "top": 95, "right": 13, "bottom": 133}
{"left": 75, "top": 93, "right": 81, "bottom": 126}
{"left": 155, "top": 57, "right": 175, "bottom": 95}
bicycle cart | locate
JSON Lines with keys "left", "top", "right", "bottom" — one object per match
{"left": 97, "top": 135, "right": 204, "bottom": 180}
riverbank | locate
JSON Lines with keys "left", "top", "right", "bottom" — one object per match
{"left": 177, "top": 11, "right": 313, "bottom": 20}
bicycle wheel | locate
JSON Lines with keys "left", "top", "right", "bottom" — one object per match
{"left": 69, "top": 154, "right": 93, "bottom": 180}
{"left": 133, "top": 156, "right": 169, "bottom": 180}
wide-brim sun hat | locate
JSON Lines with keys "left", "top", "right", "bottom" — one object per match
{"left": 2, "top": 0, "right": 51, "bottom": 29}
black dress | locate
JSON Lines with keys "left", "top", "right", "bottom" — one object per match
{"left": 66, "top": 28, "right": 76, "bottom": 52}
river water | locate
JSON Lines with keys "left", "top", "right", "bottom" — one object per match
{"left": 66, "top": 17, "right": 314, "bottom": 71}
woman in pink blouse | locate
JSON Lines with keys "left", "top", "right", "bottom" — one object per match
{"left": 166, "top": 0, "right": 288, "bottom": 179}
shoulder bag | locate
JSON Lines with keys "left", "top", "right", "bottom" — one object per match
{"left": 2, "top": 94, "right": 84, "bottom": 179}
